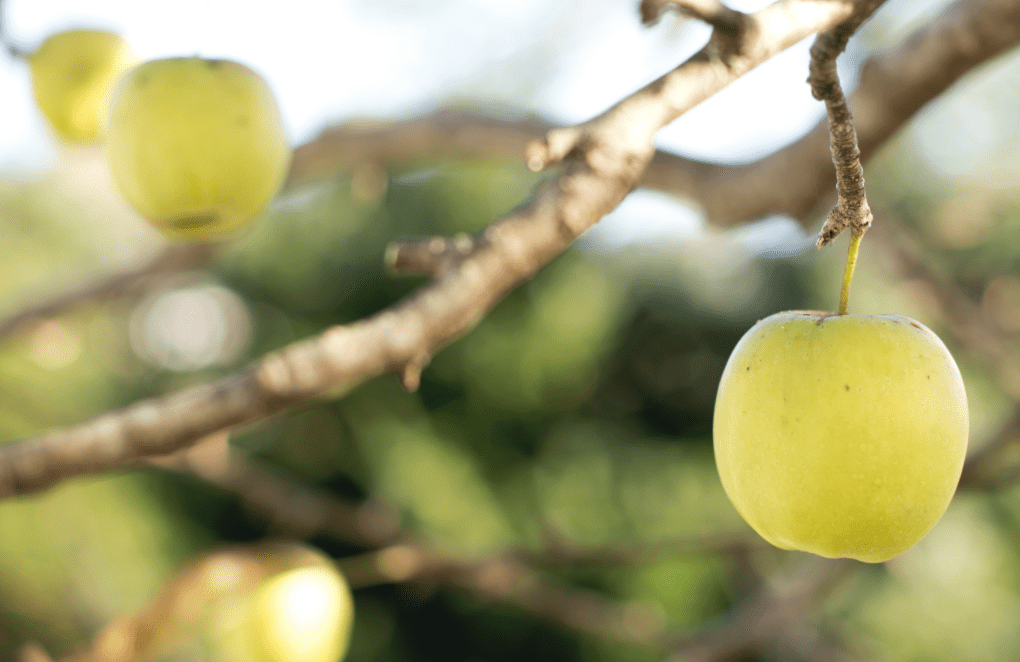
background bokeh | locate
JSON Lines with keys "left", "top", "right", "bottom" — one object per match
{"left": 2, "top": 0, "right": 1020, "bottom": 661}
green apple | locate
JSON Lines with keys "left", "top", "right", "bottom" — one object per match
{"left": 713, "top": 311, "right": 968, "bottom": 563}
{"left": 29, "top": 29, "right": 134, "bottom": 143}
{"left": 105, "top": 57, "right": 291, "bottom": 239}
{"left": 241, "top": 565, "right": 355, "bottom": 662}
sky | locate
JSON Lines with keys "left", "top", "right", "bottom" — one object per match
{"left": 0, "top": 0, "right": 974, "bottom": 251}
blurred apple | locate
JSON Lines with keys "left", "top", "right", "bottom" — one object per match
{"left": 105, "top": 57, "right": 291, "bottom": 239}
{"left": 212, "top": 563, "right": 354, "bottom": 662}
{"left": 29, "top": 29, "right": 133, "bottom": 143}
{"left": 713, "top": 311, "right": 969, "bottom": 563}
{"left": 250, "top": 565, "right": 355, "bottom": 662}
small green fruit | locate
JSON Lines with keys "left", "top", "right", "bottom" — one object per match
{"left": 713, "top": 311, "right": 968, "bottom": 563}
{"left": 29, "top": 29, "right": 134, "bottom": 142}
{"left": 247, "top": 565, "right": 355, "bottom": 662}
{"left": 105, "top": 57, "right": 291, "bottom": 239}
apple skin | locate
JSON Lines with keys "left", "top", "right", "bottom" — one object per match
{"left": 105, "top": 57, "right": 291, "bottom": 239}
{"left": 213, "top": 563, "right": 355, "bottom": 662}
{"left": 29, "top": 29, "right": 134, "bottom": 143}
{"left": 713, "top": 311, "right": 968, "bottom": 563}
{"left": 247, "top": 566, "right": 355, "bottom": 662}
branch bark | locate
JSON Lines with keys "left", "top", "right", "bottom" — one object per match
{"left": 0, "top": 0, "right": 862, "bottom": 499}
{"left": 808, "top": 0, "right": 881, "bottom": 247}
{"left": 2, "top": 0, "right": 1015, "bottom": 345}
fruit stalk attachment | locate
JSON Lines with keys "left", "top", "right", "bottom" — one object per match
{"left": 838, "top": 229, "right": 863, "bottom": 316}
{"left": 808, "top": 1, "right": 883, "bottom": 312}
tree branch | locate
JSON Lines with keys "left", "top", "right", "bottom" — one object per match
{"left": 36, "top": 432, "right": 854, "bottom": 661}
{"left": 339, "top": 543, "right": 674, "bottom": 648}
{"left": 0, "top": 0, "right": 862, "bottom": 498}
{"left": 288, "top": 0, "right": 1020, "bottom": 230}
{"left": 808, "top": 1, "right": 882, "bottom": 247}
{"left": 682, "top": 0, "right": 1020, "bottom": 227}
{"left": 524, "top": 1, "right": 857, "bottom": 174}
{"left": 2, "top": 0, "right": 1014, "bottom": 342}
{"left": 285, "top": 110, "right": 554, "bottom": 189}
{"left": 148, "top": 439, "right": 762, "bottom": 650}
{"left": 146, "top": 434, "right": 404, "bottom": 547}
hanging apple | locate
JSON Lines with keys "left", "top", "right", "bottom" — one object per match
{"left": 29, "top": 29, "right": 134, "bottom": 143}
{"left": 105, "top": 57, "right": 291, "bottom": 239}
{"left": 713, "top": 310, "right": 968, "bottom": 563}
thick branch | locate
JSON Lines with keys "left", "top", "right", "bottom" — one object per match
{"left": 0, "top": 0, "right": 860, "bottom": 498}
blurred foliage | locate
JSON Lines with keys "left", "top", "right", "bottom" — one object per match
{"left": 2, "top": 36, "right": 1020, "bottom": 662}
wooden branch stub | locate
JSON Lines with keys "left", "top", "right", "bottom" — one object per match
{"left": 386, "top": 232, "right": 484, "bottom": 276}
{"left": 640, "top": 0, "right": 747, "bottom": 37}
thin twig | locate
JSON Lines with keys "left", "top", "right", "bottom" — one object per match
{"left": 0, "top": 244, "right": 216, "bottom": 340}
{"left": 285, "top": 110, "right": 555, "bottom": 189}
{"left": 150, "top": 437, "right": 769, "bottom": 648}
{"left": 667, "top": 557, "right": 858, "bottom": 662}
{"left": 809, "top": 0, "right": 883, "bottom": 247}
{"left": 648, "top": 0, "right": 1020, "bottom": 227}
{"left": 340, "top": 544, "right": 674, "bottom": 648}
{"left": 147, "top": 435, "right": 403, "bottom": 547}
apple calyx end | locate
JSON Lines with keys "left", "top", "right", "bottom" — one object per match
{"left": 166, "top": 214, "right": 220, "bottom": 233}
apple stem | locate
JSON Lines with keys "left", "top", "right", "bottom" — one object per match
{"left": 838, "top": 229, "right": 864, "bottom": 316}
